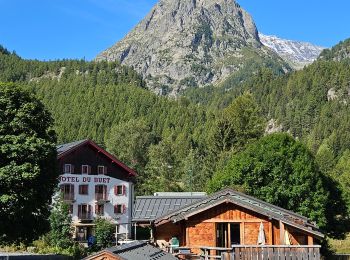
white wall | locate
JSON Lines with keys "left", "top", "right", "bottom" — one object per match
{"left": 59, "top": 174, "right": 133, "bottom": 236}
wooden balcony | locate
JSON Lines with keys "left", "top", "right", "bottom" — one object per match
{"left": 199, "top": 245, "right": 321, "bottom": 260}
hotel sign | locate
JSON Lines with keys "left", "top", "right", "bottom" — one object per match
{"left": 59, "top": 175, "right": 111, "bottom": 183}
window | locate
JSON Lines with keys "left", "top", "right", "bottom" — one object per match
{"left": 114, "top": 204, "right": 125, "bottom": 214}
{"left": 79, "top": 185, "right": 89, "bottom": 195}
{"left": 78, "top": 204, "right": 92, "bottom": 219}
{"left": 60, "top": 184, "right": 74, "bottom": 200}
{"left": 95, "top": 204, "right": 104, "bottom": 216}
{"left": 98, "top": 165, "right": 107, "bottom": 175}
{"left": 63, "top": 164, "right": 74, "bottom": 174}
{"left": 95, "top": 185, "right": 108, "bottom": 201}
{"left": 114, "top": 185, "right": 126, "bottom": 196}
{"left": 81, "top": 165, "right": 91, "bottom": 175}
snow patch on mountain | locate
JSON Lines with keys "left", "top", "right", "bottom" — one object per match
{"left": 259, "top": 33, "right": 325, "bottom": 69}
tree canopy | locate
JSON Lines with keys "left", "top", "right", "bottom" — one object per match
{"left": 0, "top": 83, "right": 58, "bottom": 243}
{"left": 207, "top": 133, "right": 346, "bottom": 232}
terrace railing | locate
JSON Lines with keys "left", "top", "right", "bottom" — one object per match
{"left": 199, "top": 245, "right": 321, "bottom": 260}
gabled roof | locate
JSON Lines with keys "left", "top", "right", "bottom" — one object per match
{"left": 56, "top": 139, "right": 137, "bottom": 176}
{"left": 84, "top": 241, "right": 177, "bottom": 260}
{"left": 57, "top": 139, "right": 88, "bottom": 156}
{"left": 133, "top": 194, "right": 207, "bottom": 222}
{"left": 154, "top": 189, "right": 324, "bottom": 238}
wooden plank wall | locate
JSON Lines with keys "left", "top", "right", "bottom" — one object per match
{"left": 187, "top": 221, "right": 216, "bottom": 254}
{"left": 188, "top": 203, "right": 274, "bottom": 246}
{"left": 154, "top": 203, "right": 314, "bottom": 252}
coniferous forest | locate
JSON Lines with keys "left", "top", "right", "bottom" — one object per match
{"left": 1, "top": 38, "right": 350, "bottom": 250}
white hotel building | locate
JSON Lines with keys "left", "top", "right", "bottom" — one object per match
{"left": 57, "top": 139, "right": 136, "bottom": 242}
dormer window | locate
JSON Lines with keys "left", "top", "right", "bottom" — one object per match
{"left": 81, "top": 165, "right": 91, "bottom": 175}
{"left": 64, "top": 164, "right": 74, "bottom": 174}
{"left": 98, "top": 165, "right": 107, "bottom": 175}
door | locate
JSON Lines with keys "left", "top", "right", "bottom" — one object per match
{"left": 216, "top": 223, "right": 228, "bottom": 248}
{"left": 216, "top": 223, "right": 241, "bottom": 248}
{"left": 230, "top": 223, "right": 241, "bottom": 245}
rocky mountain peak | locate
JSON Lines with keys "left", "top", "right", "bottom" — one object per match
{"left": 96, "top": 0, "right": 283, "bottom": 95}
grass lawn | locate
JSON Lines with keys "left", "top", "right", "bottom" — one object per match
{"left": 329, "top": 234, "right": 350, "bottom": 254}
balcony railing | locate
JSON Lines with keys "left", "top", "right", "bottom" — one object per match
{"left": 78, "top": 212, "right": 93, "bottom": 221}
{"left": 62, "top": 192, "right": 75, "bottom": 201}
{"left": 199, "top": 245, "right": 321, "bottom": 260}
{"left": 95, "top": 193, "right": 109, "bottom": 203}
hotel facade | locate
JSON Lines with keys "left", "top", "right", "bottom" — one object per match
{"left": 57, "top": 139, "right": 136, "bottom": 242}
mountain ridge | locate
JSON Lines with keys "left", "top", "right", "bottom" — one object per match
{"left": 96, "top": 0, "right": 289, "bottom": 95}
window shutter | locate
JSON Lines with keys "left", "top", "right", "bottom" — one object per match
{"left": 71, "top": 165, "right": 75, "bottom": 174}
{"left": 114, "top": 205, "right": 117, "bottom": 214}
{"left": 88, "top": 205, "right": 92, "bottom": 214}
{"left": 88, "top": 166, "right": 91, "bottom": 174}
{"left": 95, "top": 204, "right": 98, "bottom": 214}
{"left": 78, "top": 205, "right": 82, "bottom": 217}
{"left": 71, "top": 184, "right": 75, "bottom": 194}
{"left": 122, "top": 185, "right": 126, "bottom": 196}
{"left": 123, "top": 204, "right": 126, "bottom": 214}
{"left": 114, "top": 186, "right": 117, "bottom": 196}
{"left": 104, "top": 166, "right": 107, "bottom": 174}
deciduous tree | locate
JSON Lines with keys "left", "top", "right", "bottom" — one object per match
{"left": 207, "top": 133, "right": 346, "bottom": 232}
{"left": 0, "top": 83, "right": 57, "bottom": 244}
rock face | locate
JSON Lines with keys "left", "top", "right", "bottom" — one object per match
{"left": 96, "top": 0, "right": 280, "bottom": 95}
{"left": 259, "top": 33, "right": 325, "bottom": 69}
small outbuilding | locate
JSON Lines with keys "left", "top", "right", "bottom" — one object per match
{"left": 133, "top": 189, "right": 324, "bottom": 257}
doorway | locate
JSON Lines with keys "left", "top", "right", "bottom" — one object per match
{"left": 216, "top": 223, "right": 241, "bottom": 248}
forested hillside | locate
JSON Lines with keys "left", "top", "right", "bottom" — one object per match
{"left": 2, "top": 39, "right": 350, "bottom": 241}
{"left": 184, "top": 39, "right": 350, "bottom": 222}
{"left": 0, "top": 46, "right": 219, "bottom": 194}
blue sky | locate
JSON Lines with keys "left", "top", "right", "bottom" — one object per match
{"left": 1, "top": 0, "right": 349, "bottom": 60}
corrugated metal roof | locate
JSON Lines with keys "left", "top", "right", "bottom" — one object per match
{"left": 133, "top": 195, "right": 207, "bottom": 222}
{"left": 154, "top": 192, "right": 207, "bottom": 197}
{"left": 116, "top": 242, "right": 177, "bottom": 260}
{"left": 56, "top": 139, "right": 88, "bottom": 155}
{"left": 85, "top": 241, "right": 177, "bottom": 260}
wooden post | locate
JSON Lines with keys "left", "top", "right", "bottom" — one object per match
{"left": 269, "top": 222, "right": 273, "bottom": 245}
{"left": 228, "top": 223, "right": 231, "bottom": 247}
{"left": 308, "top": 235, "right": 314, "bottom": 245}
{"left": 279, "top": 221, "right": 285, "bottom": 245}
{"left": 185, "top": 223, "right": 189, "bottom": 247}
{"left": 241, "top": 222, "right": 245, "bottom": 245}
{"left": 134, "top": 223, "right": 137, "bottom": 240}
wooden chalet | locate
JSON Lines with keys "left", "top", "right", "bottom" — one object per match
{"left": 133, "top": 189, "right": 323, "bottom": 258}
